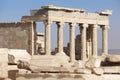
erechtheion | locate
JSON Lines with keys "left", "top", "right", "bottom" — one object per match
{"left": 22, "top": 5, "right": 111, "bottom": 60}
{"left": 1, "top": 5, "right": 120, "bottom": 80}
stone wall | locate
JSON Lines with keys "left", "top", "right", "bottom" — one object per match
{"left": 0, "top": 22, "right": 36, "bottom": 55}
{"left": 63, "top": 34, "right": 81, "bottom": 60}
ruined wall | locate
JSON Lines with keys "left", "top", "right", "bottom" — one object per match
{"left": 0, "top": 22, "right": 35, "bottom": 55}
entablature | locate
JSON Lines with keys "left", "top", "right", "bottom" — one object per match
{"left": 21, "top": 5, "right": 112, "bottom": 26}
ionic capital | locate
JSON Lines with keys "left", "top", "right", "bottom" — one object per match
{"left": 101, "top": 25, "right": 110, "bottom": 29}
{"left": 69, "top": 23, "right": 77, "bottom": 27}
{"left": 80, "top": 23, "right": 88, "bottom": 28}
{"left": 44, "top": 20, "right": 52, "bottom": 26}
{"left": 93, "top": 24, "right": 98, "bottom": 28}
{"left": 83, "top": 23, "right": 88, "bottom": 28}
{"left": 56, "top": 22, "right": 65, "bottom": 27}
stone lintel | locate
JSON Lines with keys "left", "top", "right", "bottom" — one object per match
{"left": 30, "top": 9, "right": 48, "bottom": 16}
{"left": 25, "top": 5, "right": 110, "bottom": 26}
{"left": 21, "top": 16, "right": 47, "bottom": 22}
{"left": 49, "top": 17, "right": 109, "bottom": 26}
{"left": 23, "top": 11, "right": 109, "bottom": 26}
{"left": 41, "top": 5, "right": 85, "bottom": 12}
{"left": 0, "top": 23, "right": 15, "bottom": 26}
{"left": 98, "top": 10, "right": 112, "bottom": 15}
{"left": 0, "top": 22, "right": 32, "bottom": 27}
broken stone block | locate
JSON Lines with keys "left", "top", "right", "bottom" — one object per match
{"left": 75, "top": 60, "right": 85, "bottom": 68}
{"left": 0, "top": 62, "right": 8, "bottom": 78}
{"left": 19, "top": 69, "right": 31, "bottom": 74}
{"left": 8, "top": 49, "right": 31, "bottom": 64}
{"left": 0, "top": 48, "right": 8, "bottom": 62}
{"left": 85, "top": 56, "right": 102, "bottom": 69}
{"left": 30, "top": 55, "right": 60, "bottom": 67}
{"left": 17, "top": 60, "right": 30, "bottom": 70}
{"left": 29, "top": 55, "right": 60, "bottom": 72}
{"left": 55, "top": 52, "right": 70, "bottom": 65}
{"left": 8, "top": 54, "right": 15, "bottom": 64}
{"left": 92, "top": 68, "right": 104, "bottom": 75}
{"left": 106, "top": 55, "right": 120, "bottom": 62}
{"left": 0, "top": 48, "right": 8, "bottom": 78}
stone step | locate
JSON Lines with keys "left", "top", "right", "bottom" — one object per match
{"left": 29, "top": 66, "right": 69, "bottom": 73}
{"left": 102, "top": 66, "right": 120, "bottom": 74}
{"left": 16, "top": 73, "right": 109, "bottom": 80}
{"left": 31, "top": 55, "right": 54, "bottom": 60}
{"left": 75, "top": 68, "right": 91, "bottom": 74}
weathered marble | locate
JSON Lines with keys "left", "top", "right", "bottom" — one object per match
{"left": 0, "top": 48, "right": 8, "bottom": 78}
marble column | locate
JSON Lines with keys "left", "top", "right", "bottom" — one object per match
{"left": 31, "top": 21, "right": 36, "bottom": 56}
{"left": 44, "top": 21, "right": 52, "bottom": 55}
{"left": 80, "top": 23, "right": 88, "bottom": 61}
{"left": 102, "top": 25, "right": 109, "bottom": 55}
{"left": 56, "top": 22, "right": 64, "bottom": 53}
{"left": 69, "top": 23, "right": 76, "bottom": 62}
{"left": 92, "top": 24, "right": 98, "bottom": 57}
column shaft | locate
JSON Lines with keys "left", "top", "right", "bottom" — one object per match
{"left": 102, "top": 26, "right": 108, "bottom": 55}
{"left": 31, "top": 21, "right": 36, "bottom": 56}
{"left": 80, "top": 24, "right": 88, "bottom": 61}
{"left": 69, "top": 23, "right": 76, "bottom": 62}
{"left": 44, "top": 21, "right": 51, "bottom": 55}
{"left": 92, "top": 25, "right": 98, "bottom": 57}
{"left": 57, "top": 22, "right": 64, "bottom": 53}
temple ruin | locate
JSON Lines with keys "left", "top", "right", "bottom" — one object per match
{"left": 0, "top": 5, "right": 120, "bottom": 80}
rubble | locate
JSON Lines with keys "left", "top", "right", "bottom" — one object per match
{"left": 92, "top": 68, "right": 104, "bottom": 75}
{"left": 85, "top": 56, "right": 102, "bottom": 68}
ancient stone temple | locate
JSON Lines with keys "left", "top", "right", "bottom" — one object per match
{"left": 22, "top": 5, "right": 111, "bottom": 61}
{"left": 1, "top": 5, "right": 120, "bottom": 80}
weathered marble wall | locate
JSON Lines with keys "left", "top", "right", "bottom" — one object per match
{"left": 0, "top": 22, "right": 34, "bottom": 55}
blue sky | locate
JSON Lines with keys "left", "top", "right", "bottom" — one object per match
{"left": 0, "top": 0, "right": 120, "bottom": 49}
